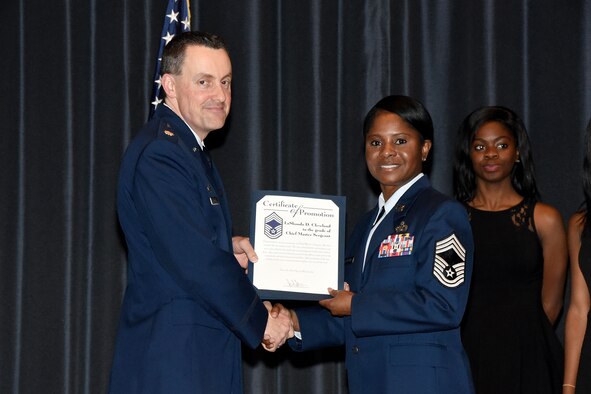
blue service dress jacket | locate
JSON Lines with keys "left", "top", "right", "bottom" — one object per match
{"left": 291, "top": 177, "right": 475, "bottom": 394}
{"left": 109, "top": 105, "right": 268, "bottom": 393}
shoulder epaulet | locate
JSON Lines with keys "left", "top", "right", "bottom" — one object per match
{"left": 157, "top": 120, "right": 179, "bottom": 142}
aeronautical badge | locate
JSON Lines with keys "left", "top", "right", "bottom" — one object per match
{"left": 395, "top": 221, "right": 408, "bottom": 233}
{"left": 433, "top": 233, "right": 466, "bottom": 287}
{"left": 264, "top": 212, "right": 283, "bottom": 239}
{"left": 378, "top": 233, "right": 414, "bottom": 258}
{"left": 164, "top": 130, "right": 174, "bottom": 137}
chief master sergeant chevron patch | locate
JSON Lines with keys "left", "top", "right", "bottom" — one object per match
{"left": 433, "top": 233, "right": 466, "bottom": 288}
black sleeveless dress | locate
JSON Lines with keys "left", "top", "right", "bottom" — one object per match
{"left": 461, "top": 199, "right": 563, "bottom": 393}
{"left": 576, "top": 228, "right": 591, "bottom": 391}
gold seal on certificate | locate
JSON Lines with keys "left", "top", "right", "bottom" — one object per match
{"left": 248, "top": 191, "right": 346, "bottom": 300}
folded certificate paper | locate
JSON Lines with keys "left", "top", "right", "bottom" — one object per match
{"left": 248, "top": 190, "right": 346, "bottom": 300}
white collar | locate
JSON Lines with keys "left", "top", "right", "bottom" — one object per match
{"left": 375, "top": 173, "right": 424, "bottom": 224}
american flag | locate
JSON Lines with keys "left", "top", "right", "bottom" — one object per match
{"left": 149, "top": 0, "right": 191, "bottom": 119}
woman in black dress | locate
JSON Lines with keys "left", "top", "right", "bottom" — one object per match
{"left": 453, "top": 106, "right": 567, "bottom": 393}
{"left": 563, "top": 118, "right": 591, "bottom": 393}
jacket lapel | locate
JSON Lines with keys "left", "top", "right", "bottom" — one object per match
{"left": 350, "top": 210, "right": 375, "bottom": 288}
{"left": 155, "top": 107, "right": 233, "bottom": 252}
{"left": 360, "top": 177, "right": 430, "bottom": 287}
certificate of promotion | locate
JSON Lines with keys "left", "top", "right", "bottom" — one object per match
{"left": 248, "top": 190, "right": 346, "bottom": 300}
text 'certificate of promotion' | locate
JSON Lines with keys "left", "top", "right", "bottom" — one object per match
{"left": 248, "top": 191, "right": 346, "bottom": 300}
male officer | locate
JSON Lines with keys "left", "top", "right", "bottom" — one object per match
{"left": 109, "top": 31, "right": 292, "bottom": 393}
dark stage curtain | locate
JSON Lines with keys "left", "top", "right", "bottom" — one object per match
{"left": 2, "top": 1, "right": 590, "bottom": 393}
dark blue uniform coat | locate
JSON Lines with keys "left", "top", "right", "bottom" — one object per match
{"left": 292, "top": 177, "right": 475, "bottom": 394}
{"left": 109, "top": 106, "right": 268, "bottom": 393}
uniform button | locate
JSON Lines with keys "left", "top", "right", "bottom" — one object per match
{"left": 352, "top": 345, "right": 359, "bottom": 354}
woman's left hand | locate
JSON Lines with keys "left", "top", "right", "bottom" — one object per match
{"left": 319, "top": 282, "right": 354, "bottom": 316}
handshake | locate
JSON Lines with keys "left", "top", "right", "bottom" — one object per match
{"left": 261, "top": 301, "right": 298, "bottom": 352}
{"left": 259, "top": 283, "right": 353, "bottom": 352}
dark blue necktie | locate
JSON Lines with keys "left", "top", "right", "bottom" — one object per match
{"left": 372, "top": 206, "right": 385, "bottom": 227}
{"left": 201, "top": 146, "right": 213, "bottom": 177}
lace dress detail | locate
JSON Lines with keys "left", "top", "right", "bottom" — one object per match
{"left": 510, "top": 201, "right": 535, "bottom": 231}
{"left": 461, "top": 198, "right": 563, "bottom": 394}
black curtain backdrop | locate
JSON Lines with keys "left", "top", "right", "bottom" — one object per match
{"left": 2, "top": 1, "right": 590, "bottom": 393}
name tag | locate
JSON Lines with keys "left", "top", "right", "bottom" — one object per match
{"left": 378, "top": 233, "right": 414, "bottom": 258}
